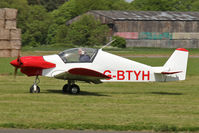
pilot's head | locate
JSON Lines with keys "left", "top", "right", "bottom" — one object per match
{"left": 78, "top": 48, "right": 85, "bottom": 55}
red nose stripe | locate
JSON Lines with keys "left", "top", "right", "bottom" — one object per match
{"left": 20, "top": 56, "right": 56, "bottom": 68}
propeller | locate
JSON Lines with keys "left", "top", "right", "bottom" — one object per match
{"left": 14, "top": 67, "right": 18, "bottom": 78}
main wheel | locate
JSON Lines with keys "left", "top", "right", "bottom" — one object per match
{"left": 69, "top": 84, "right": 80, "bottom": 94}
{"left": 62, "top": 84, "right": 69, "bottom": 93}
{"left": 30, "top": 85, "right": 40, "bottom": 93}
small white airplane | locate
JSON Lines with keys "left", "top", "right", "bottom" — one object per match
{"left": 10, "top": 46, "right": 189, "bottom": 94}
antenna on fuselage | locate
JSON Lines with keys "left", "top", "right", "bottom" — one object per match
{"left": 100, "top": 39, "right": 116, "bottom": 50}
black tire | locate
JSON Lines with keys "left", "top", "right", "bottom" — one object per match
{"left": 69, "top": 84, "right": 80, "bottom": 94}
{"left": 62, "top": 84, "right": 69, "bottom": 93}
{"left": 30, "top": 85, "right": 40, "bottom": 93}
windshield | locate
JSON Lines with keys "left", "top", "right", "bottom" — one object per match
{"left": 58, "top": 48, "right": 98, "bottom": 63}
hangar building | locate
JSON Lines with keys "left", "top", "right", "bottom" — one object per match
{"left": 67, "top": 10, "right": 199, "bottom": 48}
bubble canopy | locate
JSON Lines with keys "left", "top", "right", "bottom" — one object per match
{"left": 58, "top": 48, "right": 98, "bottom": 63}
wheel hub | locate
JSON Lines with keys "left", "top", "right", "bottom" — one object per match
{"left": 33, "top": 84, "right": 37, "bottom": 92}
{"left": 71, "top": 87, "right": 78, "bottom": 94}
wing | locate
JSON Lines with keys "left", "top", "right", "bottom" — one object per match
{"left": 54, "top": 68, "right": 110, "bottom": 84}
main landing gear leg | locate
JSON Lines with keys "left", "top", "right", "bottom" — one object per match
{"left": 30, "top": 75, "right": 40, "bottom": 93}
{"left": 62, "top": 80, "right": 80, "bottom": 94}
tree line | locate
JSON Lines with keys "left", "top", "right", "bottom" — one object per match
{"left": 0, "top": 0, "right": 199, "bottom": 47}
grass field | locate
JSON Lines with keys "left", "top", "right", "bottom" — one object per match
{"left": 0, "top": 48, "right": 199, "bottom": 132}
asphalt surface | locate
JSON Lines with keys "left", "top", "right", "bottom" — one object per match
{"left": 0, "top": 129, "right": 152, "bottom": 133}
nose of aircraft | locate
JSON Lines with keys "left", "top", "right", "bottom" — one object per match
{"left": 10, "top": 56, "right": 56, "bottom": 76}
{"left": 10, "top": 59, "right": 20, "bottom": 67}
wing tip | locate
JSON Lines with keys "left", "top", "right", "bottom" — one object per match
{"left": 176, "top": 48, "right": 188, "bottom": 52}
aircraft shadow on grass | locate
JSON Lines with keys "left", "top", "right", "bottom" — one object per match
{"left": 149, "top": 92, "right": 183, "bottom": 95}
{"left": 45, "top": 90, "right": 109, "bottom": 96}
{"left": 107, "top": 91, "right": 183, "bottom": 95}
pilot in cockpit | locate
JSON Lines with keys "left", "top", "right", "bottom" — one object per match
{"left": 78, "top": 48, "right": 90, "bottom": 62}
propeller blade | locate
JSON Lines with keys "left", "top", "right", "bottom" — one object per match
{"left": 12, "top": 50, "right": 21, "bottom": 78}
{"left": 14, "top": 67, "right": 18, "bottom": 78}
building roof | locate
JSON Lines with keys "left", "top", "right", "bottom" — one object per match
{"left": 66, "top": 10, "right": 199, "bottom": 25}
{"left": 91, "top": 10, "right": 199, "bottom": 21}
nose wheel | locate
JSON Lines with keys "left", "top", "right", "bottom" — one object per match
{"left": 30, "top": 76, "right": 40, "bottom": 93}
{"left": 30, "top": 84, "right": 40, "bottom": 93}
{"left": 63, "top": 80, "right": 80, "bottom": 94}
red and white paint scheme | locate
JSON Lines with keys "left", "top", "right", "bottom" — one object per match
{"left": 10, "top": 47, "right": 189, "bottom": 94}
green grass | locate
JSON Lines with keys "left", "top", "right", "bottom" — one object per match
{"left": 21, "top": 43, "right": 75, "bottom": 51}
{"left": 0, "top": 75, "right": 199, "bottom": 132}
{"left": 0, "top": 49, "right": 199, "bottom": 132}
{"left": 0, "top": 57, "right": 15, "bottom": 75}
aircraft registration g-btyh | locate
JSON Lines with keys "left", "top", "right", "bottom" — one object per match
{"left": 10, "top": 47, "right": 189, "bottom": 94}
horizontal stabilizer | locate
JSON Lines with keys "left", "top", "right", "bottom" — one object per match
{"left": 161, "top": 71, "right": 182, "bottom": 74}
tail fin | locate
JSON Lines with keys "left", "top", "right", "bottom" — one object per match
{"left": 163, "top": 48, "right": 189, "bottom": 80}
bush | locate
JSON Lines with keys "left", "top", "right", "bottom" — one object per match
{"left": 111, "top": 36, "right": 126, "bottom": 48}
